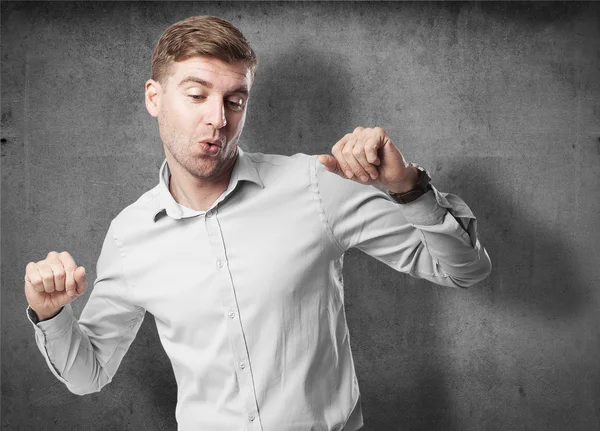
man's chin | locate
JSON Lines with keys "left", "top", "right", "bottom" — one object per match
{"left": 187, "top": 159, "right": 229, "bottom": 181}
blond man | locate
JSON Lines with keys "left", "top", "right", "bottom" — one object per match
{"left": 25, "top": 16, "right": 491, "bottom": 431}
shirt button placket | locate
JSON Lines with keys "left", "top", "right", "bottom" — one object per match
{"left": 205, "top": 207, "right": 263, "bottom": 430}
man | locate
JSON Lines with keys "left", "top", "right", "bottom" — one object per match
{"left": 25, "top": 16, "right": 491, "bottom": 431}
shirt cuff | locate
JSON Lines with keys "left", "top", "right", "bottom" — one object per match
{"left": 399, "top": 186, "right": 448, "bottom": 226}
{"left": 26, "top": 304, "right": 74, "bottom": 341}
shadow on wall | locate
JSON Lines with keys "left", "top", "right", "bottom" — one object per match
{"left": 244, "top": 40, "right": 356, "bottom": 156}
{"left": 344, "top": 249, "right": 459, "bottom": 431}
{"left": 439, "top": 156, "right": 592, "bottom": 427}
{"left": 447, "top": 157, "right": 587, "bottom": 321}
{"left": 344, "top": 155, "right": 590, "bottom": 430}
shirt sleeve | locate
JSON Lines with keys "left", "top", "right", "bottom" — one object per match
{"left": 26, "top": 222, "right": 146, "bottom": 395}
{"left": 311, "top": 156, "right": 492, "bottom": 288}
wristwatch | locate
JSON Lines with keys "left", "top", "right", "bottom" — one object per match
{"left": 386, "top": 164, "right": 432, "bottom": 204}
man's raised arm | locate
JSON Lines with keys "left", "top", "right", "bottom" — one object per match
{"left": 316, "top": 127, "right": 492, "bottom": 288}
{"left": 25, "top": 223, "right": 146, "bottom": 395}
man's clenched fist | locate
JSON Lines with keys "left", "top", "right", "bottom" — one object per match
{"left": 24, "top": 251, "right": 87, "bottom": 321}
{"left": 318, "top": 127, "right": 419, "bottom": 194}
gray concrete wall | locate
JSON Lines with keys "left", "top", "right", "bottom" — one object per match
{"left": 2, "top": 2, "right": 599, "bottom": 430}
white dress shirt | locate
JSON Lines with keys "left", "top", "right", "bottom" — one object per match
{"left": 28, "top": 146, "right": 491, "bottom": 431}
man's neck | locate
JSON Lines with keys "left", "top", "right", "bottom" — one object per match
{"left": 167, "top": 159, "right": 236, "bottom": 212}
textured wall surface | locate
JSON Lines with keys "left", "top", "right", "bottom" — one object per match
{"left": 2, "top": 2, "right": 599, "bottom": 430}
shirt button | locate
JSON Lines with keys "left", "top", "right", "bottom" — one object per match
{"left": 239, "top": 361, "right": 246, "bottom": 369}
{"left": 206, "top": 210, "right": 213, "bottom": 218}
{"left": 228, "top": 311, "right": 235, "bottom": 319}
{"left": 216, "top": 260, "right": 223, "bottom": 268}
{"left": 249, "top": 414, "right": 256, "bottom": 422}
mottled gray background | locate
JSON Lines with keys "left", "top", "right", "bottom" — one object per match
{"left": 2, "top": 1, "right": 599, "bottom": 430}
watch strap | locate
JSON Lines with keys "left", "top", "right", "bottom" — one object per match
{"left": 27, "top": 306, "right": 40, "bottom": 324}
{"left": 387, "top": 165, "right": 432, "bottom": 204}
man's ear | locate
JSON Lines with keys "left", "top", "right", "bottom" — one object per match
{"left": 145, "top": 79, "right": 161, "bottom": 117}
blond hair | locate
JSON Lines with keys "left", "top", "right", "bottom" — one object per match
{"left": 151, "top": 16, "right": 257, "bottom": 83}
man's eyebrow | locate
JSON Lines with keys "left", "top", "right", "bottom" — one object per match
{"left": 230, "top": 85, "right": 249, "bottom": 95}
{"left": 177, "top": 76, "right": 249, "bottom": 95}
{"left": 178, "top": 77, "right": 213, "bottom": 88}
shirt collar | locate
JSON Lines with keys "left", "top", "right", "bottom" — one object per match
{"left": 152, "top": 146, "right": 264, "bottom": 222}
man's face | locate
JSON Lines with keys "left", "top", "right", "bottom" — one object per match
{"left": 146, "top": 56, "right": 252, "bottom": 181}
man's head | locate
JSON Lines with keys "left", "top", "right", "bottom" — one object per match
{"left": 145, "top": 16, "right": 257, "bottom": 183}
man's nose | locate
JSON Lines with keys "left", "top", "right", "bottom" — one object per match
{"left": 205, "top": 99, "right": 227, "bottom": 129}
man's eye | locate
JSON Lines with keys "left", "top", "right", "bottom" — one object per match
{"left": 227, "top": 99, "right": 244, "bottom": 111}
{"left": 188, "top": 95, "right": 206, "bottom": 101}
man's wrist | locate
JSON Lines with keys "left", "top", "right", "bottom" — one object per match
{"left": 384, "top": 166, "right": 420, "bottom": 194}
{"left": 386, "top": 165, "right": 432, "bottom": 204}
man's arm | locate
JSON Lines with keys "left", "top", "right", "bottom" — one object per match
{"left": 316, "top": 127, "right": 491, "bottom": 288}
{"left": 26, "top": 223, "right": 146, "bottom": 395}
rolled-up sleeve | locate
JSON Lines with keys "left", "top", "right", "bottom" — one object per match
{"left": 312, "top": 156, "right": 492, "bottom": 288}
{"left": 27, "top": 222, "right": 146, "bottom": 395}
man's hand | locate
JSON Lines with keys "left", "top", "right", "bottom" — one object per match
{"left": 24, "top": 251, "right": 87, "bottom": 321}
{"left": 318, "top": 127, "right": 419, "bottom": 194}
